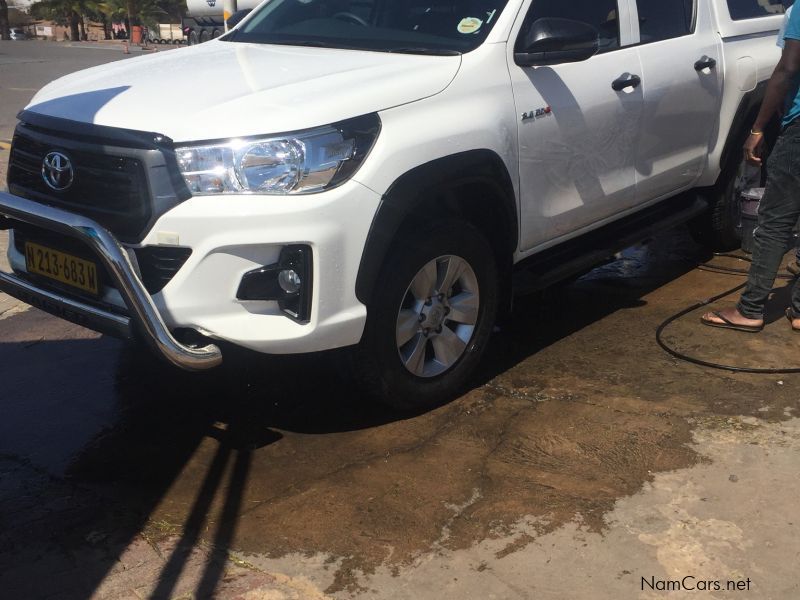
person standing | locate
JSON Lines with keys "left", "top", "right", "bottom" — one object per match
{"left": 701, "top": 5, "right": 800, "bottom": 332}
{"left": 777, "top": 4, "right": 800, "bottom": 276}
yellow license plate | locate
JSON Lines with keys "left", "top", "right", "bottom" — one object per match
{"left": 25, "top": 241, "right": 99, "bottom": 296}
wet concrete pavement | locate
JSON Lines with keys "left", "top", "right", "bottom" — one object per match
{"left": 3, "top": 230, "right": 800, "bottom": 599}
{"left": 3, "top": 42, "right": 800, "bottom": 600}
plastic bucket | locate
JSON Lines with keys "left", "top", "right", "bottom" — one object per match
{"left": 740, "top": 188, "right": 763, "bottom": 254}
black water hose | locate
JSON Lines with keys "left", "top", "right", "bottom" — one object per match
{"left": 655, "top": 253, "right": 800, "bottom": 374}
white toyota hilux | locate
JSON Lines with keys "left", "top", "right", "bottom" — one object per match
{"left": 0, "top": 0, "right": 785, "bottom": 408}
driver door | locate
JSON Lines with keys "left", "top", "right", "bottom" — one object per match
{"left": 510, "top": 0, "right": 643, "bottom": 252}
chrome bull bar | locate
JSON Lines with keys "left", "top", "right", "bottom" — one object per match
{"left": 0, "top": 191, "right": 222, "bottom": 371}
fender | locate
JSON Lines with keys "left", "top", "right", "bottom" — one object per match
{"left": 355, "top": 150, "right": 518, "bottom": 306}
{"left": 719, "top": 80, "right": 767, "bottom": 170}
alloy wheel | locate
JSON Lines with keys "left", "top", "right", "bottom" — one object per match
{"left": 395, "top": 255, "right": 480, "bottom": 378}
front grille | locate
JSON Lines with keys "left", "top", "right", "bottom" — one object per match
{"left": 8, "top": 133, "right": 150, "bottom": 242}
{"left": 6, "top": 112, "right": 192, "bottom": 244}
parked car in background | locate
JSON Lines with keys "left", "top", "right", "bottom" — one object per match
{"left": 9, "top": 28, "right": 29, "bottom": 40}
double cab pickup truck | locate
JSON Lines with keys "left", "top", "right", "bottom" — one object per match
{"left": 0, "top": 0, "right": 786, "bottom": 408}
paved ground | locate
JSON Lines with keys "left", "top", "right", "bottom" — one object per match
{"left": 2, "top": 41, "right": 800, "bottom": 600}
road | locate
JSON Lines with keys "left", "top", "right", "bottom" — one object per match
{"left": 2, "top": 40, "right": 800, "bottom": 600}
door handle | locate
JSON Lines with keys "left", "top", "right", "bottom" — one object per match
{"left": 612, "top": 74, "right": 641, "bottom": 92}
{"left": 694, "top": 57, "right": 717, "bottom": 71}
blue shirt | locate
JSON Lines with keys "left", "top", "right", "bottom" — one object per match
{"left": 778, "top": 6, "right": 793, "bottom": 49}
{"left": 782, "top": 5, "right": 800, "bottom": 127}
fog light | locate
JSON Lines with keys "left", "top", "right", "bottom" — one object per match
{"left": 278, "top": 269, "right": 302, "bottom": 294}
{"left": 236, "top": 244, "right": 313, "bottom": 323}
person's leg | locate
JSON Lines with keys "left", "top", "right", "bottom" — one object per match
{"left": 737, "top": 124, "right": 800, "bottom": 317}
{"left": 703, "top": 123, "right": 800, "bottom": 328}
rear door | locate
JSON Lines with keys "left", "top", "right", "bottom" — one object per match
{"left": 633, "top": 0, "right": 723, "bottom": 201}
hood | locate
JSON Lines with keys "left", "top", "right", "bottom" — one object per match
{"left": 25, "top": 40, "right": 461, "bottom": 142}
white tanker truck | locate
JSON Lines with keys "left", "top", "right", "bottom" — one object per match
{"left": 182, "top": 0, "right": 261, "bottom": 45}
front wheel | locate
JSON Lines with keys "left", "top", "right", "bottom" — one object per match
{"left": 690, "top": 154, "right": 762, "bottom": 251}
{"left": 354, "top": 221, "right": 498, "bottom": 411}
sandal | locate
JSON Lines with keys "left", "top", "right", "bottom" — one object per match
{"left": 700, "top": 310, "right": 764, "bottom": 333}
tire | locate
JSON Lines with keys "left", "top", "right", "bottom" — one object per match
{"left": 690, "top": 125, "right": 774, "bottom": 251}
{"left": 199, "top": 30, "right": 210, "bottom": 43}
{"left": 212, "top": 29, "right": 222, "bottom": 39}
{"left": 188, "top": 30, "right": 199, "bottom": 45}
{"left": 690, "top": 156, "right": 760, "bottom": 251}
{"left": 353, "top": 220, "right": 499, "bottom": 411}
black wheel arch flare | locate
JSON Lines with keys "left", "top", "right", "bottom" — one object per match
{"left": 354, "top": 149, "right": 518, "bottom": 307}
{"left": 720, "top": 81, "right": 770, "bottom": 171}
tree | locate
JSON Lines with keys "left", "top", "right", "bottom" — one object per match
{"left": 29, "top": 0, "right": 83, "bottom": 40}
{"left": 84, "top": 0, "right": 115, "bottom": 39}
{"left": 0, "top": 0, "right": 10, "bottom": 41}
{"left": 28, "top": 0, "right": 184, "bottom": 42}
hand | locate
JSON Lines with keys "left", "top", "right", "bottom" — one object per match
{"left": 743, "top": 133, "right": 765, "bottom": 166}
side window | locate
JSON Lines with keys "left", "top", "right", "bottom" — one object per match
{"left": 727, "top": 0, "right": 785, "bottom": 20}
{"left": 516, "top": 0, "right": 620, "bottom": 54}
{"left": 636, "top": 0, "right": 695, "bottom": 43}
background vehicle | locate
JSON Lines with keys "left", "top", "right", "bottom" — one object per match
{"left": 0, "top": 0, "right": 788, "bottom": 410}
{"left": 182, "top": 0, "right": 260, "bottom": 44}
{"left": 147, "top": 24, "right": 185, "bottom": 45}
{"left": 9, "top": 28, "right": 28, "bottom": 40}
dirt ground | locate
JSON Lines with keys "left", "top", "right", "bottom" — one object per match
{"left": 2, "top": 225, "right": 800, "bottom": 598}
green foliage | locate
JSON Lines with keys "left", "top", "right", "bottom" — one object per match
{"left": 28, "top": 0, "right": 185, "bottom": 33}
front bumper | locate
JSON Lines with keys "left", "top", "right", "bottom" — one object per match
{"left": 1, "top": 178, "right": 382, "bottom": 363}
{"left": 0, "top": 191, "right": 222, "bottom": 371}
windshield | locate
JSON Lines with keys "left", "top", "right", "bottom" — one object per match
{"left": 227, "top": 0, "right": 510, "bottom": 54}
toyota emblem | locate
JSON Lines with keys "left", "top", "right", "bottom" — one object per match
{"left": 41, "top": 151, "right": 74, "bottom": 191}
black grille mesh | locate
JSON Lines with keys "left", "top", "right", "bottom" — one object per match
{"left": 134, "top": 246, "right": 193, "bottom": 294}
{"left": 8, "top": 132, "right": 151, "bottom": 242}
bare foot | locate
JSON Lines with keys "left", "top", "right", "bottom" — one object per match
{"left": 786, "top": 308, "right": 800, "bottom": 331}
{"left": 700, "top": 307, "right": 764, "bottom": 332}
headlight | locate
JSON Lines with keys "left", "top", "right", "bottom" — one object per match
{"left": 175, "top": 113, "right": 380, "bottom": 195}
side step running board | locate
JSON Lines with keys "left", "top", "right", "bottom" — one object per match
{"left": 513, "top": 195, "right": 708, "bottom": 295}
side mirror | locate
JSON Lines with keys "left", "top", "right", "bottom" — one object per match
{"left": 515, "top": 18, "right": 599, "bottom": 67}
{"left": 226, "top": 9, "right": 252, "bottom": 30}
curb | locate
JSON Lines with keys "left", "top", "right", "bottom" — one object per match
{"left": 0, "top": 141, "right": 11, "bottom": 151}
